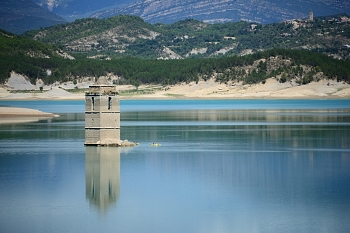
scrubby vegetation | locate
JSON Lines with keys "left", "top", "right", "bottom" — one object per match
{"left": 24, "top": 14, "right": 350, "bottom": 59}
{"left": 1, "top": 28, "right": 349, "bottom": 86}
{"left": 1, "top": 14, "right": 350, "bottom": 87}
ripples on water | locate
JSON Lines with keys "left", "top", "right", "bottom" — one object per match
{"left": 0, "top": 100, "right": 349, "bottom": 233}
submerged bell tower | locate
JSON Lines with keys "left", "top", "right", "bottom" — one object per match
{"left": 84, "top": 77, "right": 137, "bottom": 147}
{"left": 84, "top": 84, "right": 121, "bottom": 146}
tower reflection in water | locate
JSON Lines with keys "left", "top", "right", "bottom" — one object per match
{"left": 85, "top": 147, "right": 120, "bottom": 213}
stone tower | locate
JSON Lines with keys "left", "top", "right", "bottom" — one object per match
{"left": 309, "top": 10, "right": 314, "bottom": 21}
{"left": 85, "top": 84, "right": 120, "bottom": 146}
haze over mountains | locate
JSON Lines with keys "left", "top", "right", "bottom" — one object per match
{"left": 33, "top": 0, "right": 350, "bottom": 24}
{"left": 0, "top": 0, "right": 66, "bottom": 34}
{"left": 1, "top": 0, "right": 349, "bottom": 34}
{"left": 91, "top": 0, "right": 350, "bottom": 24}
{"left": 33, "top": 0, "right": 137, "bottom": 20}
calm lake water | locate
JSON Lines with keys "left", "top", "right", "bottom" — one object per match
{"left": 0, "top": 99, "right": 350, "bottom": 233}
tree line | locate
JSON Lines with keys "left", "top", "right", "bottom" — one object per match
{"left": 23, "top": 14, "right": 350, "bottom": 60}
{"left": 1, "top": 33, "right": 349, "bottom": 86}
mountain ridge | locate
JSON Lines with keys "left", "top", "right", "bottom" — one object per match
{"left": 24, "top": 14, "right": 350, "bottom": 60}
{"left": 33, "top": 0, "right": 136, "bottom": 21}
{"left": 2, "top": 0, "right": 349, "bottom": 34}
{"left": 1, "top": 28, "right": 350, "bottom": 94}
{"left": 91, "top": 0, "right": 350, "bottom": 24}
{"left": 0, "top": 0, "right": 66, "bottom": 35}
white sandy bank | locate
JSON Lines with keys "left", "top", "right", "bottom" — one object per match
{"left": 0, "top": 107, "right": 59, "bottom": 124}
{"left": 1, "top": 78, "right": 350, "bottom": 100}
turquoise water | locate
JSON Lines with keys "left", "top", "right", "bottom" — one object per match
{"left": 0, "top": 100, "right": 350, "bottom": 233}
{"left": 1, "top": 99, "right": 350, "bottom": 112}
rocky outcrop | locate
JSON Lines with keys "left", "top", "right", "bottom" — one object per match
{"left": 6, "top": 72, "right": 36, "bottom": 90}
{"left": 91, "top": 0, "right": 350, "bottom": 24}
{"left": 65, "top": 26, "right": 159, "bottom": 52}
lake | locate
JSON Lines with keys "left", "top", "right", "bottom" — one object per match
{"left": 0, "top": 99, "right": 350, "bottom": 233}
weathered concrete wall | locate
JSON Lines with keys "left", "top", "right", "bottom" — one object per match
{"left": 88, "top": 85, "right": 116, "bottom": 94}
{"left": 85, "top": 128, "right": 101, "bottom": 145}
{"left": 85, "top": 128, "right": 121, "bottom": 145}
{"left": 85, "top": 85, "right": 121, "bottom": 146}
{"left": 85, "top": 95, "right": 120, "bottom": 112}
{"left": 85, "top": 112, "right": 120, "bottom": 128}
{"left": 99, "top": 129, "right": 121, "bottom": 145}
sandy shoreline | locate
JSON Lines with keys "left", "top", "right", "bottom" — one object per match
{"left": 1, "top": 78, "right": 349, "bottom": 123}
{"left": 0, "top": 107, "right": 59, "bottom": 124}
{"left": 124, "top": 78, "right": 350, "bottom": 99}
{"left": 1, "top": 78, "right": 350, "bottom": 100}
{"left": 0, "top": 107, "right": 58, "bottom": 117}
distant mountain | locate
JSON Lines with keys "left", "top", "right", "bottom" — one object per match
{"left": 32, "top": 0, "right": 138, "bottom": 21}
{"left": 0, "top": 0, "right": 66, "bottom": 34}
{"left": 24, "top": 14, "right": 350, "bottom": 60}
{"left": 2, "top": 27, "right": 350, "bottom": 88}
{"left": 91, "top": 0, "right": 350, "bottom": 24}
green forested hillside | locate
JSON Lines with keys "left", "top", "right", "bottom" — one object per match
{"left": 24, "top": 15, "right": 151, "bottom": 45}
{"left": 1, "top": 29, "right": 350, "bottom": 87}
{"left": 24, "top": 14, "right": 350, "bottom": 60}
{"left": 0, "top": 30, "right": 69, "bottom": 84}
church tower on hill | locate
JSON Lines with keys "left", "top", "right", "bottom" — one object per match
{"left": 309, "top": 10, "right": 314, "bottom": 21}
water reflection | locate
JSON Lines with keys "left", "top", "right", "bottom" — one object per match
{"left": 0, "top": 116, "right": 56, "bottom": 124}
{"left": 85, "top": 147, "right": 120, "bottom": 213}
{"left": 0, "top": 100, "right": 349, "bottom": 233}
{"left": 121, "top": 109, "right": 350, "bottom": 127}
